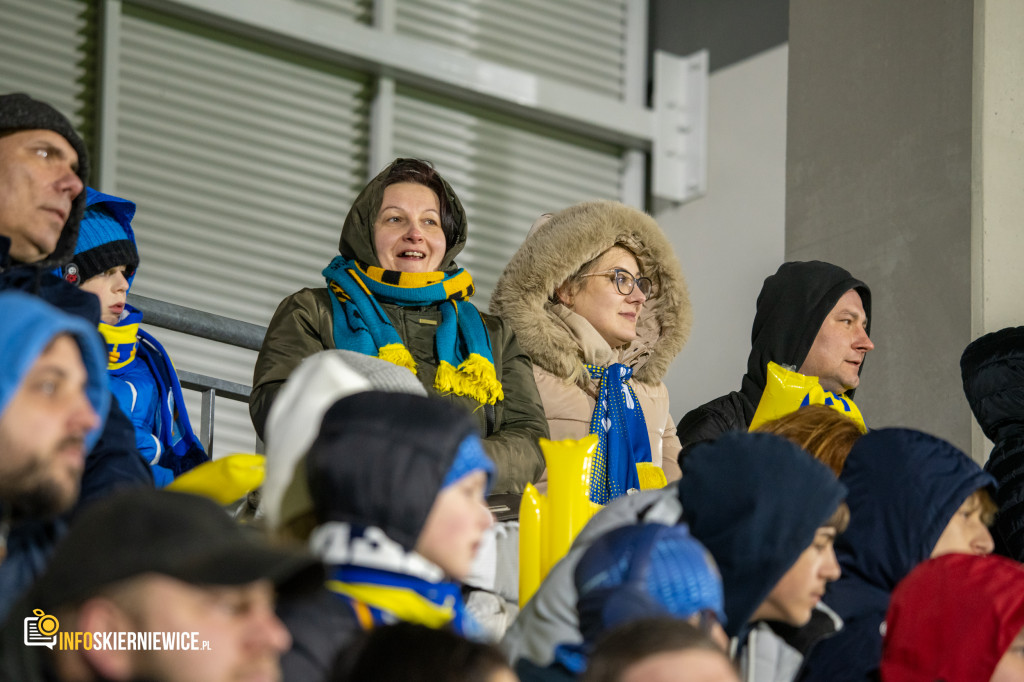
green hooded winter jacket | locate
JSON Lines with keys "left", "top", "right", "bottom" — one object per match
{"left": 250, "top": 161, "right": 548, "bottom": 493}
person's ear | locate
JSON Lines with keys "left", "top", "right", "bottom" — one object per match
{"left": 555, "top": 282, "right": 573, "bottom": 307}
{"left": 76, "top": 598, "right": 137, "bottom": 681}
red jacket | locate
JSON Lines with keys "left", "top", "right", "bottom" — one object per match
{"left": 882, "top": 553, "right": 1024, "bottom": 682}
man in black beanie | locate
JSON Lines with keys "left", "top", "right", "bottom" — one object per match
{"left": 676, "top": 261, "right": 874, "bottom": 454}
{"left": 0, "top": 91, "right": 150, "bottom": 494}
{"left": 0, "top": 93, "right": 89, "bottom": 270}
{"left": 0, "top": 93, "right": 152, "bottom": 621}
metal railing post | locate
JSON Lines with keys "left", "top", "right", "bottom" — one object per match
{"left": 200, "top": 388, "right": 215, "bottom": 455}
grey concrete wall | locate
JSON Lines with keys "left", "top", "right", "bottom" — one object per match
{"left": 660, "top": 45, "right": 788, "bottom": 420}
{"left": 786, "top": 1, "right": 975, "bottom": 450}
{"left": 969, "top": 0, "right": 1024, "bottom": 459}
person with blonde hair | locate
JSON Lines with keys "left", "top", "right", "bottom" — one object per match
{"left": 491, "top": 201, "right": 689, "bottom": 501}
{"left": 801, "top": 429, "right": 998, "bottom": 682}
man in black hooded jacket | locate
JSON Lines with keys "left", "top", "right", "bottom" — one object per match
{"left": 677, "top": 261, "right": 873, "bottom": 453}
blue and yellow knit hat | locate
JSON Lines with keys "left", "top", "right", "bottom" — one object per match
{"left": 61, "top": 188, "right": 139, "bottom": 288}
{"left": 574, "top": 523, "right": 726, "bottom": 644}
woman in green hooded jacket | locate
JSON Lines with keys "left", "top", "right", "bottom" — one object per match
{"left": 250, "top": 159, "right": 548, "bottom": 493}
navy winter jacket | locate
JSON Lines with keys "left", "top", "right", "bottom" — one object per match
{"left": 799, "top": 428, "right": 995, "bottom": 682}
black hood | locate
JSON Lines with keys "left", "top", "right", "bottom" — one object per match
{"left": 961, "top": 326, "right": 1024, "bottom": 444}
{"left": 742, "top": 260, "right": 871, "bottom": 401}
{"left": 306, "top": 391, "right": 478, "bottom": 550}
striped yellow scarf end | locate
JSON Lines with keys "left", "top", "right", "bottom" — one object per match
{"left": 378, "top": 343, "right": 417, "bottom": 375}
{"left": 433, "top": 354, "right": 504, "bottom": 405}
{"left": 434, "top": 360, "right": 461, "bottom": 395}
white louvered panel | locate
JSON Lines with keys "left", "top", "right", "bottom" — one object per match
{"left": 0, "top": 0, "right": 90, "bottom": 124}
{"left": 396, "top": 0, "right": 627, "bottom": 99}
{"left": 113, "top": 7, "right": 371, "bottom": 456}
{"left": 394, "top": 87, "right": 623, "bottom": 305}
{"left": 292, "top": 0, "right": 373, "bottom": 23}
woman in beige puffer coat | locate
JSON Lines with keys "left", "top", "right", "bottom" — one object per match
{"left": 490, "top": 201, "right": 690, "bottom": 487}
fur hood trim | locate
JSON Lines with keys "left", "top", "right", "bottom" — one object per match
{"left": 490, "top": 200, "right": 690, "bottom": 384}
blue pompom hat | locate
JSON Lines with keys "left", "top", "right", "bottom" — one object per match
{"left": 60, "top": 188, "right": 139, "bottom": 288}
{"left": 574, "top": 523, "right": 726, "bottom": 641}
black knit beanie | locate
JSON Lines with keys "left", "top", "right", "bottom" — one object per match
{"left": 0, "top": 93, "right": 90, "bottom": 267}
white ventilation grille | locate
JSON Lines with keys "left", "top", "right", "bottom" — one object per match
{"left": 0, "top": 0, "right": 90, "bottom": 129}
{"left": 395, "top": 0, "right": 628, "bottom": 99}
{"left": 113, "top": 6, "right": 372, "bottom": 456}
{"left": 393, "top": 86, "right": 624, "bottom": 305}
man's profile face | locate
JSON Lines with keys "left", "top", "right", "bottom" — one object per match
{"left": 0, "top": 334, "right": 98, "bottom": 517}
{"left": 107, "top": 575, "right": 291, "bottom": 682}
{"left": 798, "top": 289, "right": 873, "bottom": 395}
{"left": 0, "top": 129, "right": 83, "bottom": 263}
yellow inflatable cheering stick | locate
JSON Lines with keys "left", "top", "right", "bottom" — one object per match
{"left": 166, "top": 453, "right": 266, "bottom": 505}
{"left": 748, "top": 361, "right": 867, "bottom": 433}
{"left": 519, "top": 435, "right": 602, "bottom": 607}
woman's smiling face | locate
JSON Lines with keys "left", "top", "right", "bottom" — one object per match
{"left": 373, "top": 182, "right": 446, "bottom": 272}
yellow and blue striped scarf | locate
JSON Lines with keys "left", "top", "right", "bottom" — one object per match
{"left": 323, "top": 255, "right": 504, "bottom": 405}
{"left": 586, "top": 363, "right": 653, "bottom": 504}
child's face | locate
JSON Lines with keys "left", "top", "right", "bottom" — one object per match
{"left": 414, "top": 469, "right": 493, "bottom": 581}
{"left": 79, "top": 265, "right": 129, "bottom": 325}
{"left": 931, "top": 491, "right": 995, "bottom": 558}
{"left": 750, "top": 525, "right": 842, "bottom": 626}
{"left": 991, "top": 626, "right": 1024, "bottom": 682}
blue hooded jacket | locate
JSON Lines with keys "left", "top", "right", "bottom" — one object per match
{"left": 679, "top": 431, "right": 848, "bottom": 640}
{"left": 0, "top": 290, "right": 109, "bottom": 446}
{"left": 800, "top": 428, "right": 996, "bottom": 682}
{"left": 66, "top": 189, "right": 206, "bottom": 486}
{"left": 0, "top": 291, "right": 109, "bottom": 621}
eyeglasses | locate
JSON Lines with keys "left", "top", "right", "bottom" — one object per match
{"left": 580, "top": 269, "right": 654, "bottom": 298}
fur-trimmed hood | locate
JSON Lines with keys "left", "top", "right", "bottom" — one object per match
{"left": 490, "top": 201, "right": 690, "bottom": 385}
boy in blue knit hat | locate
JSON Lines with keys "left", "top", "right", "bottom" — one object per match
{"left": 59, "top": 188, "right": 206, "bottom": 486}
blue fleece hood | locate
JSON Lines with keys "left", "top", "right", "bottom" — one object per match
{"left": 826, "top": 428, "right": 995, "bottom": 619}
{"left": 0, "top": 291, "right": 109, "bottom": 450}
{"left": 678, "top": 431, "right": 847, "bottom": 636}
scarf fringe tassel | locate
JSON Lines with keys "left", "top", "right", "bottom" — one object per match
{"left": 378, "top": 343, "right": 418, "bottom": 375}
{"left": 435, "top": 354, "right": 504, "bottom": 405}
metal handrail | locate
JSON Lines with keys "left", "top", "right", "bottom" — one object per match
{"left": 128, "top": 294, "right": 266, "bottom": 351}
{"left": 127, "top": 294, "right": 266, "bottom": 452}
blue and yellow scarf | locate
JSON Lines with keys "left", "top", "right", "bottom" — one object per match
{"left": 323, "top": 256, "right": 503, "bottom": 405}
{"left": 99, "top": 308, "right": 143, "bottom": 370}
{"left": 325, "top": 565, "right": 477, "bottom": 636}
{"left": 586, "top": 363, "right": 653, "bottom": 504}
{"left": 97, "top": 306, "right": 208, "bottom": 479}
